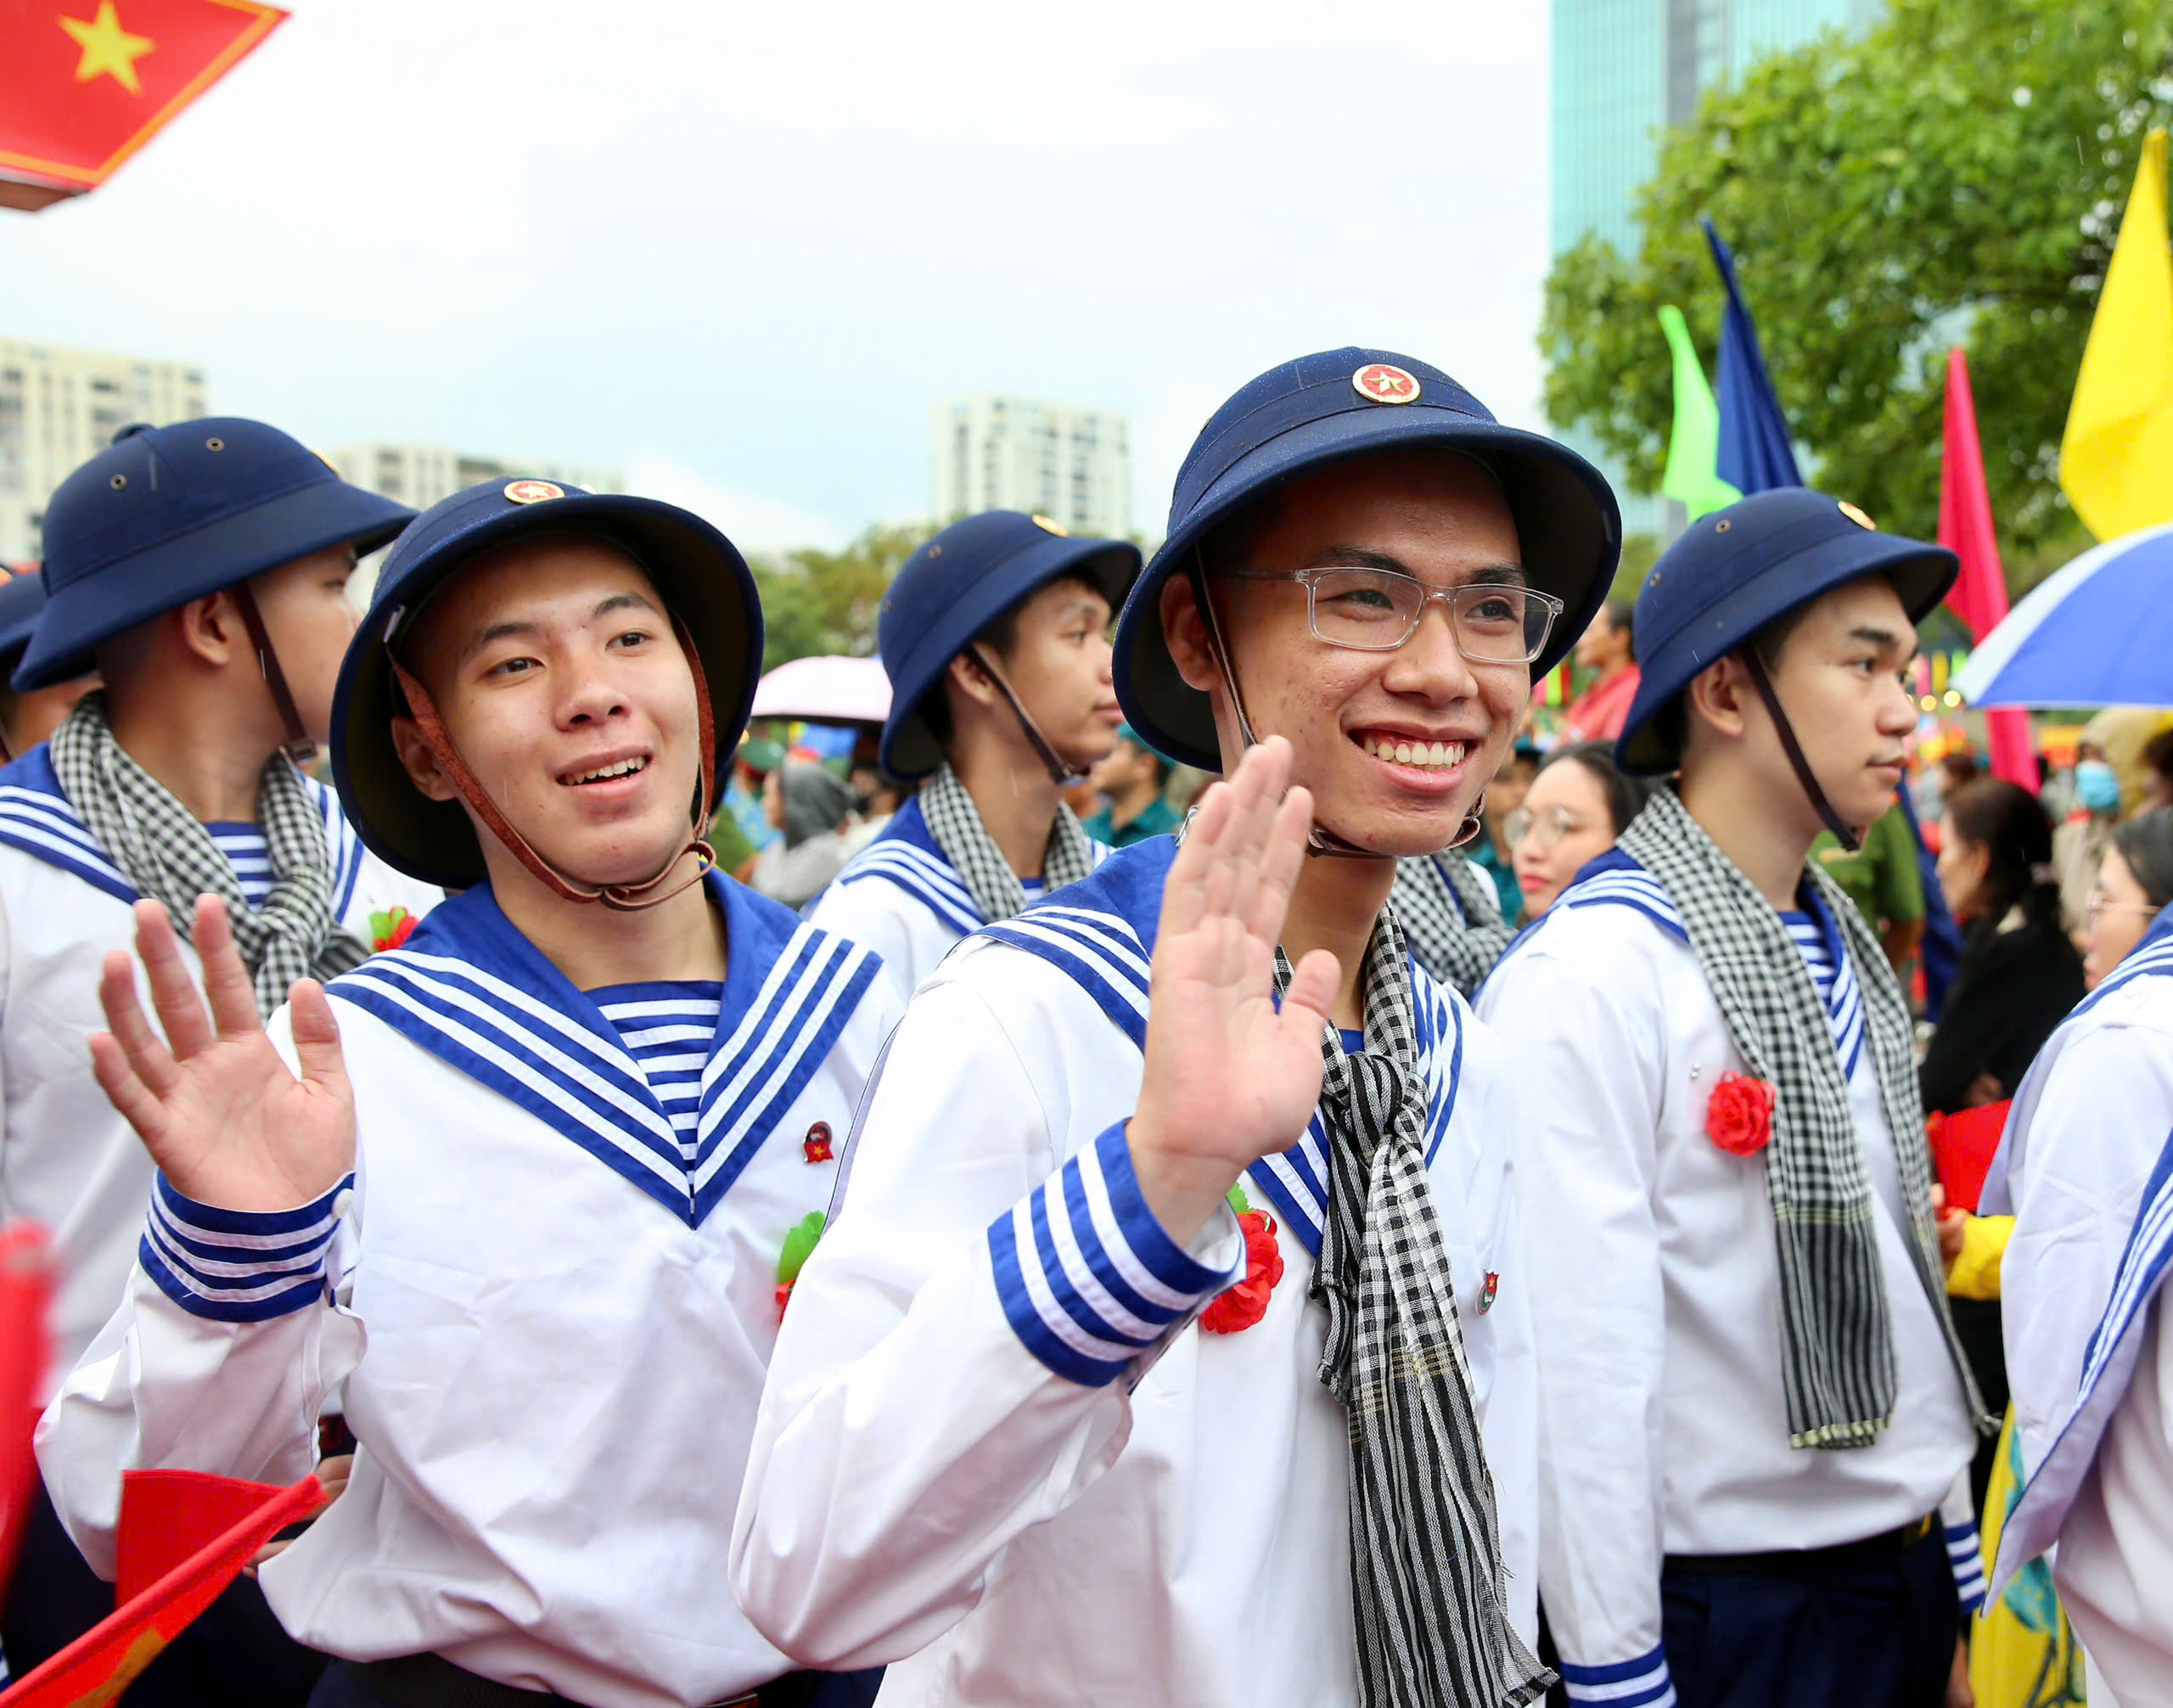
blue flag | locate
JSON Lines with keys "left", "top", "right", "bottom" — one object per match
{"left": 1703, "top": 218, "right": 1804, "bottom": 494}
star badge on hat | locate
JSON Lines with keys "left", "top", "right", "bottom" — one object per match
{"left": 1031, "top": 514, "right": 1069, "bottom": 536}
{"left": 1837, "top": 500, "right": 1877, "bottom": 531}
{"left": 1352, "top": 362, "right": 1421, "bottom": 405}
{"left": 503, "top": 480, "right": 565, "bottom": 505}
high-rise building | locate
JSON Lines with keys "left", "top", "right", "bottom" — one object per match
{"left": 325, "top": 444, "right": 622, "bottom": 514}
{"left": 1549, "top": 0, "right": 1883, "bottom": 541}
{"left": 0, "top": 340, "right": 209, "bottom": 563}
{"left": 930, "top": 396, "right": 1130, "bottom": 542}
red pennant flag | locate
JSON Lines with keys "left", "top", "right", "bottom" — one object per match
{"left": 0, "top": 1471, "right": 325, "bottom": 1708}
{"left": 1938, "top": 350, "right": 2039, "bottom": 794}
{"left": 0, "top": 0, "right": 287, "bottom": 201}
{"left": 0, "top": 1225, "right": 53, "bottom": 1585}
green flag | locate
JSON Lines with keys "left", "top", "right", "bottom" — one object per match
{"left": 1659, "top": 304, "right": 1742, "bottom": 520}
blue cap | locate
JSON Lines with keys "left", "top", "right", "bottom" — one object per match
{"left": 876, "top": 510, "right": 1140, "bottom": 779}
{"left": 1113, "top": 347, "right": 1620, "bottom": 773}
{"left": 16, "top": 419, "right": 414, "bottom": 689}
{"left": 0, "top": 572, "right": 49, "bottom": 683}
{"left": 1615, "top": 487, "right": 1957, "bottom": 775}
{"left": 331, "top": 479, "right": 762, "bottom": 889}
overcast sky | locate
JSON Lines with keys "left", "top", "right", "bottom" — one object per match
{"left": 5, "top": 0, "right": 1555, "bottom": 553}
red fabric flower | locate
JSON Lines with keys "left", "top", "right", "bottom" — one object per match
{"left": 1202, "top": 1210, "right": 1284, "bottom": 1335}
{"left": 774, "top": 1279, "right": 796, "bottom": 1318}
{"left": 1706, "top": 1071, "right": 1777, "bottom": 1156}
{"left": 369, "top": 907, "right": 418, "bottom": 953}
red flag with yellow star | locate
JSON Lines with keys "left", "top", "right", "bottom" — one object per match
{"left": 0, "top": 1472, "right": 326, "bottom": 1708}
{"left": 0, "top": 0, "right": 287, "bottom": 203}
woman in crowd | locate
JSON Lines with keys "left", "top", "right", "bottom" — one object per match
{"left": 2084, "top": 810, "right": 2173, "bottom": 987}
{"left": 750, "top": 759, "right": 858, "bottom": 910}
{"left": 1505, "top": 739, "right": 1654, "bottom": 919}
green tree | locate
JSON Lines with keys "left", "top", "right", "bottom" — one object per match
{"left": 749, "top": 521, "right": 935, "bottom": 671}
{"left": 1541, "top": 0, "right": 2173, "bottom": 577}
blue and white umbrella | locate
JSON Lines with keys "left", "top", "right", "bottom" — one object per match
{"left": 1955, "top": 521, "right": 2173, "bottom": 708}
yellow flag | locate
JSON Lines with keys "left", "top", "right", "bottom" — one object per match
{"left": 2061, "top": 129, "right": 2173, "bottom": 540}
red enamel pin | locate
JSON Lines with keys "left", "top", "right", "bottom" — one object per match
{"left": 803, "top": 1122, "right": 834, "bottom": 1164}
{"left": 1352, "top": 362, "right": 1421, "bottom": 405}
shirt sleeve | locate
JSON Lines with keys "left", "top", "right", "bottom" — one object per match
{"left": 1476, "top": 930, "right": 1675, "bottom": 1706}
{"left": 1941, "top": 1468, "right": 1987, "bottom": 1613}
{"left": 730, "top": 975, "right": 1242, "bottom": 1670}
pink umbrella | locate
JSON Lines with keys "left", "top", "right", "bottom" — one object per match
{"left": 749, "top": 655, "right": 891, "bottom": 726}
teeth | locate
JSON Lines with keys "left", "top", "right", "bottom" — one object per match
{"left": 565, "top": 756, "right": 648, "bottom": 785}
{"left": 1361, "top": 737, "right": 1468, "bottom": 770}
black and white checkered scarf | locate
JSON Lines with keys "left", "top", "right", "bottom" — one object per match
{"left": 1285, "top": 913, "right": 1551, "bottom": 1708}
{"left": 1615, "top": 784, "right": 1984, "bottom": 1447}
{"left": 51, "top": 693, "right": 370, "bottom": 1014}
{"left": 916, "top": 759, "right": 1097, "bottom": 924}
{"left": 1389, "top": 851, "right": 1516, "bottom": 998}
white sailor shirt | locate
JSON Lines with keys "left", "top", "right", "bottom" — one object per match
{"left": 0, "top": 744, "right": 440, "bottom": 1402}
{"left": 1983, "top": 908, "right": 2173, "bottom": 1702}
{"left": 38, "top": 873, "right": 898, "bottom": 1708}
{"left": 731, "top": 835, "right": 1538, "bottom": 1708}
{"left": 1475, "top": 855, "right": 1979, "bottom": 1708}
{"left": 806, "top": 795, "right": 1104, "bottom": 1004}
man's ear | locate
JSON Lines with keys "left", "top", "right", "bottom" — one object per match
{"left": 1685, "top": 654, "right": 1753, "bottom": 744}
{"left": 1160, "top": 575, "right": 1220, "bottom": 694}
{"left": 174, "top": 592, "right": 241, "bottom": 669}
{"left": 945, "top": 649, "right": 1004, "bottom": 711}
{"left": 390, "top": 715, "right": 459, "bottom": 803}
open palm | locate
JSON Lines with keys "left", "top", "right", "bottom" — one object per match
{"left": 89, "top": 896, "right": 356, "bottom": 1214}
{"left": 1129, "top": 738, "right": 1339, "bottom": 1245}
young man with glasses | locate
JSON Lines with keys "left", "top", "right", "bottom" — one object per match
{"left": 733, "top": 348, "right": 1619, "bottom": 1708}
{"left": 1479, "top": 490, "right": 1989, "bottom": 1708}
{"left": 808, "top": 512, "right": 1139, "bottom": 1006}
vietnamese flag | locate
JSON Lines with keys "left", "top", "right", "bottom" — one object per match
{"left": 0, "top": 0, "right": 287, "bottom": 197}
{"left": 0, "top": 1471, "right": 325, "bottom": 1707}
{"left": 1938, "top": 349, "right": 2039, "bottom": 793}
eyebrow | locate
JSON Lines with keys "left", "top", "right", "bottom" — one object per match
{"left": 1849, "top": 623, "right": 1918, "bottom": 662}
{"left": 458, "top": 592, "right": 663, "bottom": 664}
{"left": 1311, "top": 546, "right": 1529, "bottom": 587}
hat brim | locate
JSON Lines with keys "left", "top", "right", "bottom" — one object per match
{"left": 13, "top": 480, "right": 413, "bottom": 690}
{"left": 332, "top": 493, "right": 762, "bottom": 890}
{"left": 878, "top": 537, "right": 1141, "bottom": 779}
{"left": 1116, "top": 416, "right": 1621, "bottom": 773}
{"left": 1614, "top": 531, "right": 1957, "bottom": 775}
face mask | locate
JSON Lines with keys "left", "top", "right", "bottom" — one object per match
{"left": 2076, "top": 760, "right": 2121, "bottom": 814}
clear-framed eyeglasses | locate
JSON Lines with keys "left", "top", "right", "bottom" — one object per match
{"left": 1502, "top": 804, "right": 1593, "bottom": 851}
{"left": 1218, "top": 567, "right": 1563, "bottom": 662}
{"left": 2086, "top": 886, "right": 2159, "bottom": 923}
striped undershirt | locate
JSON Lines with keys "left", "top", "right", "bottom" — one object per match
{"left": 206, "top": 822, "right": 273, "bottom": 910}
{"left": 1780, "top": 907, "right": 1867, "bottom": 1078}
{"left": 591, "top": 980, "right": 724, "bottom": 1156}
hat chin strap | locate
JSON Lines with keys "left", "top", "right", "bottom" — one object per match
{"left": 386, "top": 615, "right": 721, "bottom": 912}
{"left": 1737, "top": 647, "right": 1863, "bottom": 855}
{"left": 230, "top": 582, "right": 318, "bottom": 766}
{"left": 1185, "top": 561, "right": 1483, "bottom": 861}
{"left": 963, "top": 644, "right": 1088, "bottom": 788}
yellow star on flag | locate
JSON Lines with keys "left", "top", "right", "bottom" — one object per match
{"left": 59, "top": 1, "right": 158, "bottom": 96}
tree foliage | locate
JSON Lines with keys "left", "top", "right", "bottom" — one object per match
{"left": 749, "top": 522, "right": 934, "bottom": 671}
{"left": 1541, "top": 0, "right": 2173, "bottom": 577}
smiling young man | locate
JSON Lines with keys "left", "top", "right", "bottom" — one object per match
{"left": 0, "top": 419, "right": 435, "bottom": 1697}
{"left": 808, "top": 511, "right": 1138, "bottom": 1004}
{"left": 1477, "top": 489, "right": 1989, "bottom": 1708}
{"left": 38, "top": 480, "right": 899, "bottom": 1708}
{"left": 732, "top": 348, "right": 1619, "bottom": 1708}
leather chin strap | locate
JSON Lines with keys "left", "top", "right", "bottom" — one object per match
{"left": 1185, "top": 560, "right": 1483, "bottom": 861}
{"left": 1738, "top": 646, "right": 1863, "bottom": 854}
{"left": 387, "top": 612, "right": 721, "bottom": 912}
{"left": 230, "top": 582, "right": 317, "bottom": 765}
{"left": 963, "top": 643, "right": 1088, "bottom": 787}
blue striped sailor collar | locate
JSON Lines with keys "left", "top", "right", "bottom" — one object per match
{"left": 975, "top": 837, "right": 1470, "bottom": 1259}
{"left": 0, "top": 744, "right": 368, "bottom": 915}
{"left": 328, "top": 868, "right": 880, "bottom": 1228}
{"left": 831, "top": 794, "right": 985, "bottom": 936}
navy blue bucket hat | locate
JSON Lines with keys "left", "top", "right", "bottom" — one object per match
{"left": 1112, "top": 347, "right": 1620, "bottom": 773}
{"left": 1615, "top": 488, "right": 1957, "bottom": 776}
{"left": 876, "top": 510, "right": 1140, "bottom": 779}
{"left": 16, "top": 419, "right": 414, "bottom": 689}
{"left": 0, "top": 572, "right": 49, "bottom": 684}
{"left": 331, "top": 479, "right": 762, "bottom": 890}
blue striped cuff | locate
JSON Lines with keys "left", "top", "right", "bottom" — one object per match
{"left": 139, "top": 1174, "right": 351, "bottom": 1324}
{"left": 988, "top": 1121, "right": 1240, "bottom": 1387}
{"left": 1946, "top": 1520, "right": 1988, "bottom": 1614}
{"left": 1560, "top": 1646, "right": 1676, "bottom": 1708}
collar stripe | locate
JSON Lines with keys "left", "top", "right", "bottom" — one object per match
{"left": 836, "top": 840, "right": 985, "bottom": 935}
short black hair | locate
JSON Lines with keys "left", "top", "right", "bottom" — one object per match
{"left": 2114, "top": 807, "right": 2173, "bottom": 910}
{"left": 919, "top": 569, "right": 1108, "bottom": 749}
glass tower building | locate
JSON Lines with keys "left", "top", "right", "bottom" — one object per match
{"left": 1549, "top": 0, "right": 1883, "bottom": 540}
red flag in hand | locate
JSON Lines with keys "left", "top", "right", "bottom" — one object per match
{"left": 0, "top": 1471, "right": 325, "bottom": 1707}
{"left": 0, "top": 0, "right": 287, "bottom": 198}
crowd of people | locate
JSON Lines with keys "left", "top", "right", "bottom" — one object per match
{"left": 0, "top": 348, "right": 2165, "bottom": 1708}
